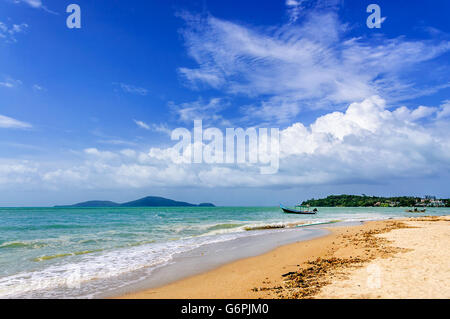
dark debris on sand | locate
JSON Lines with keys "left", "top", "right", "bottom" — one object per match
{"left": 252, "top": 220, "right": 418, "bottom": 299}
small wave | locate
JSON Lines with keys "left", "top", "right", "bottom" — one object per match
{"left": 0, "top": 241, "right": 47, "bottom": 250}
{"left": 242, "top": 220, "right": 309, "bottom": 232}
{"left": 127, "top": 240, "right": 156, "bottom": 247}
{"left": 244, "top": 224, "right": 285, "bottom": 231}
{"left": 206, "top": 223, "right": 242, "bottom": 231}
{"left": 198, "top": 221, "right": 299, "bottom": 237}
{"left": 0, "top": 242, "right": 29, "bottom": 249}
{"left": 33, "top": 249, "right": 103, "bottom": 262}
{"left": 77, "top": 239, "right": 105, "bottom": 245}
{"left": 170, "top": 223, "right": 242, "bottom": 235}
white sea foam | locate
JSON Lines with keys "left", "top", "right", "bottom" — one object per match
{"left": 0, "top": 227, "right": 284, "bottom": 298}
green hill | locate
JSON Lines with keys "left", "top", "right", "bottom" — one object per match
{"left": 55, "top": 196, "right": 215, "bottom": 208}
{"left": 120, "top": 196, "right": 197, "bottom": 207}
{"left": 55, "top": 200, "right": 120, "bottom": 208}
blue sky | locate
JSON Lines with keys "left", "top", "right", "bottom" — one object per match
{"left": 1, "top": 0, "right": 449, "bottom": 206}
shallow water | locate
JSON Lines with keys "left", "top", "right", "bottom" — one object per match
{"left": 0, "top": 206, "right": 448, "bottom": 298}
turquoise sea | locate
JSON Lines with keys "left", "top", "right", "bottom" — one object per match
{"left": 0, "top": 206, "right": 448, "bottom": 298}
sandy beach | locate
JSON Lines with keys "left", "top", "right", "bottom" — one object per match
{"left": 119, "top": 216, "right": 450, "bottom": 299}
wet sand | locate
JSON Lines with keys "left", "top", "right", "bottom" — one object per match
{"left": 118, "top": 216, "right": 449, "bottom": 299}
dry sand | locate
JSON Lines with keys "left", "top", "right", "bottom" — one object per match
{"left": 118, "top": 216, "right": 449, "bottom": 299}
{"left": 317, "top": 216, "right": 450, "bottom": 298}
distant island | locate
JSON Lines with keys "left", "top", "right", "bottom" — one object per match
{"left": 55, "top": 196, "right": 215, "bottom": 208}
{"left": 302, "top": 195, "right": 449, "bottom": 207}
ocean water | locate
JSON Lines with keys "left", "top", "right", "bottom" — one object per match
{"left": 0, "top": 206, "right": 448, "bottom": 298}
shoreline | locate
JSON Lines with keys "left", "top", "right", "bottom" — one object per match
{"left": 118, "top": 216, "right": 449, "bottom": 299}
{"left": 102, "top": 224, "right": 332, "bottom": 298}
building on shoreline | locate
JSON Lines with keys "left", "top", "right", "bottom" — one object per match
{"left": 416, "top": 197, "right": 446, "bottom": 207}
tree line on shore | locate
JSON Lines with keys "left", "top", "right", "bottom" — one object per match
{"left": 301, "top": 195, "right": 450, "bottom": 207}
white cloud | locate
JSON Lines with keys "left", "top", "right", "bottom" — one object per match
{"left": 134, "top": 120, "right": 172, "bottom": 136}
{"left": 134, "top": 119, "right": 151, "bottom": 130}
{"left": 0, "top": 4, "right": 449, "bottom": 194}
{"left": 0, "top": 114, "right": 32, "bottom": 129}
{"left": 170, "top": 97, "right": 230, "bottom": 125}
{"left": 0, "top": 76, "right": 22, "bottom": 88}
{"left": 437, "top": 100, "right": 450, "bottom": 119}
{"left": 1, "top": 97, "right": 449, "bottom": 190}
{"left": 2, "top": 96, "right": 438, "bottom": 190}
{"left": 32, "top": 84, "right": 46, "bottom": 91}
{"left": 117, "top": 83, "right": 148, "bottom": 96}
{"left": 13, "top": 0, "right": 57, "bottom": 14}
{"left": 393, "top": 105, "right": 438, "bottom": 122}
{"left": 178, "top": 67, "right": 224, "bottom": 89}
{"left": 1, "top": 101, "right": 448, "bottom": 190}
{"left": 84, "top": 148, "right": 118, "bottom": 160}
{"left": 150, "top": 96, "right": 450, "bottom": 187}
{"left": 286, "top": 0, "right": 305, "bottom": 23}
{"left": 150, "top": 123, "right": 172, "bottom": 135}
{"left": 22, "top": 0, "right": 42, "bottom": 8}
{"left": 241, "top": 96, "right": 302, "bottom": 125}
{"left": 281, "top": 96, "right": 440, "bottom": 153}
{"left": 0, "top": 161, "right": 38, "bottom": 185}
{"left": 177, "top": 10, "right": 450, "bottom": 123}
{"left": 97, "top": 139, "right": 137, "bottom": 148}
{"left": 0, "top": 21, "right": 28, "bottom": 43}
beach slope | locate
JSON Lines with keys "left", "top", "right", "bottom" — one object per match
{"left": 119, "top": 216, "right": 449, "bottom": 299}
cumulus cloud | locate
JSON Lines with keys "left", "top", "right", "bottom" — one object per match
{"left": 279, "top": 96, "right": 448, "bottom": 162}
{"left": 0, "top": 161, "right": 38, "bottom": 185}
{"left": 437, "top": 100, "right": 450, "bottom": 119}
{"left": 2, "top": 97, "right": 448, "bottom": 191}
{"left": 148, "top": 96, "right": 450, "bottom": 187}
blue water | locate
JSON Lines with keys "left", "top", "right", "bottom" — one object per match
{"left": 0, "top": 206, "right": 448, "bottom": 298}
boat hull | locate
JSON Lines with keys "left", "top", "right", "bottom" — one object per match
{"left": 405, "top": 209, "right": 426, "bottom": 213}
{"left": 281, "top": 207, "right": 317, "bottom": 215}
